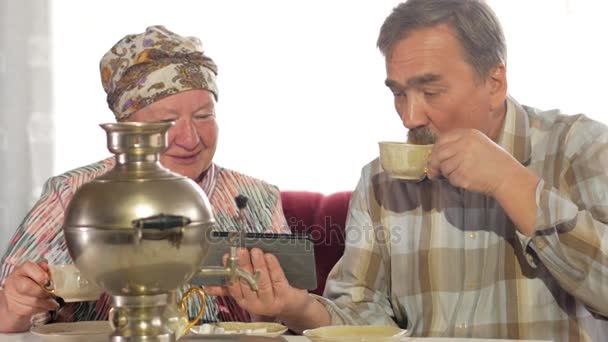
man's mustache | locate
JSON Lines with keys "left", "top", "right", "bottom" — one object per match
{"left": 407, "top": 127, "right": 436, "bottom": 145}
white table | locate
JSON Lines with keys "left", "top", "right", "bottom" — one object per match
{"left": 0, "top": 333, "right": 549, "bottom": 342}
{"left": 0, "top": 334, "right": 314, "bottom": 341}
{"left": 0, "top": 334, "right": 319, "bottom": 341}
{"left": 0, "top": 334, "right": 315, "bottom": 342}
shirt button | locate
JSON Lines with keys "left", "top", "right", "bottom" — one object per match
{"left": 526, "top": 254, "right": 534, "bottom": 263}
{"left": 535, "top": 238, "right": 546, "bottom": 249}
{"left": 468, "top": 232, "right": 477, "bottom": 239}
{"left": 464, "top": 281, "right": 478, "bottom": 290}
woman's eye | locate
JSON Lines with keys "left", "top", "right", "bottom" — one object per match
{"left": 194, "top": 114, "right": 215, "bottom": 121}
{"left": 158, "top": 118, "right": 177, "bottom": 123}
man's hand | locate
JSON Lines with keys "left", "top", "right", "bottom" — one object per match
{"left": 426, "top": 128, "right": 540, "bottom": 235}
{"left": 0, "top": 261, "right": 60, "bottom": 332}
{"left": 426, "top": 129, "right": 519, "bottom": 196}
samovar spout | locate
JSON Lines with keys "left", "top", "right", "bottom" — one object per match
{"left": 196, "top": 194, "right": 260, "bottom": 291}
{"left": 197, "top": 240, "right": 261, "bottom": 291}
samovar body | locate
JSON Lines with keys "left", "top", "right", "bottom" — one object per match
{"left": 63, "top": 122, "right": 214, "bottom": 342}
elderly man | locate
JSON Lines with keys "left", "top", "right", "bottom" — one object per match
{"left": 0, "top": 25, "right": 289, "bottom": 333}
{"left": 206, "top": 0, "right": 608, "bottom": 340}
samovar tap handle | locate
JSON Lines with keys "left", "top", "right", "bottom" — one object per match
{"left": 195, "top": 195, "right": 260, "bottom": 291}
{"left": 224, "top": 244, "right": 260, "bottom": 291}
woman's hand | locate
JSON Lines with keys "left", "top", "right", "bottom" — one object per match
{"left": 0, "top": 261, "right": 60, "bottom": 332}
{"left": 204, "top": 247, "right": 309, "bottom": 318}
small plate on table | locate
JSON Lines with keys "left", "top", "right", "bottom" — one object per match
{"left": 303, "top": 325, "right": 407, "bottom": 341}
{"left": 30, "top": 321, "right": 112, "bottom": 342}
{"left": 190, "top": 322, "right": 288, "bottom": 337}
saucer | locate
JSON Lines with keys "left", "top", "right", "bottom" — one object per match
{"left": 303, "top": 325, "right": 407, "bottom": 341}
{"left": 30, "top": 321, "right": 112, "bottom": 342}
{"left": 190, "top": 322, "right": 288, "bottom": 337}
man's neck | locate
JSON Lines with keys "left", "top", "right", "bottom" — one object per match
{"left": 488, "top": 100, "right": 508, "bottom": 141}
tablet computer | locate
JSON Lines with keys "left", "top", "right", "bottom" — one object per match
{"left": 190, "top": 231, "right": 317, "bottom": 290}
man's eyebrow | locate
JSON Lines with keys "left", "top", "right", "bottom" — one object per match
{"left": 385, "top": 73, "right": 443, "bottom": 90}
{"left": 407, "top": 73, "right": 442, "bottom": 87}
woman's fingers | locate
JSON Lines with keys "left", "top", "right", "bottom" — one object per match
{"left": 205, "top": 249, "right": 293, "bottom": 317}
{"left": 264, "top": 253, "right": 290, "bottom": 297}
{"left": 203, "top": 286, "right": 231, "bottom": 297}
{"left": 233, "top": 248, "right": 256, "bottom": 303}
{"left": 3, "top": 261, "right": 59, "bottom": 318}
{"left": 9, "top": 293, "right": 58, "bottom": 313}
{"left": 250, "top": 248, "right": 275, "bottom": 305}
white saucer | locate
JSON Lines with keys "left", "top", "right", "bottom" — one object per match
{"left": 303, "top": 325, "right": 407, "bottom": 341}
{"left": 30, "top": 321, "right": 112, "bottom": 342}
{"left": 190, "top": 322, "right": 288, "bottom": 337}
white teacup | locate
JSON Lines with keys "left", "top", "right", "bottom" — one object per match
{"left": 43, "top": 264, "right": 103, "bottom": 302}
{"left": 379, "top": 141, "right": 433, "bottom": 180}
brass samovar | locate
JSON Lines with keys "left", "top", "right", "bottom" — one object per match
{"left": 63, "top": 122, "right": 257, "bottom": 341}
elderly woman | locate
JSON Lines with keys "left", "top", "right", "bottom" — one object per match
{"left": 0, "top": 25, "right": 289, "bottom": 333}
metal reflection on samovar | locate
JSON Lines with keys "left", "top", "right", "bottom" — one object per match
{"left": 62, "top": 121, "right": 258, "bottom": 341}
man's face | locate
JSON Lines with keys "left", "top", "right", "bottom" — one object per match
{"left": 385, "top": 24, "right": 506, "bottom": 142}
{"left": 128, "top": 89, "right": 218, "bottom": 180}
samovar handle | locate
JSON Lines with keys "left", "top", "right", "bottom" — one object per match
{"left": 132, "top": 214, "right": 191, "bottom": 230}
{"left": 131, "top": 214, "right": 191, "bottom": 245}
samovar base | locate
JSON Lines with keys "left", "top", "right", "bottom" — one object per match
{"left": 110, "top": 293, "right": 175, "bottom": 342}
{"left": 111, "top": 335, "right": 173, "bottom": 342}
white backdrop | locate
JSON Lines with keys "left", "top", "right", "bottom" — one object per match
{"left": 0, "top": 0, "right": 53, "bottom": 258}
{"left": 51, "top": 0, "right": 608, "bottom": 194}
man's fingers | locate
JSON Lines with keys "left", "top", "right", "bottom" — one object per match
{"left": 435, "top": 129, "right": 465, "bottom": 148}
{"left": 439, "top": 153, "right": 463, "bottom": 179}
{"left": 428, "top": 134, "right": 464, "bottom": 179}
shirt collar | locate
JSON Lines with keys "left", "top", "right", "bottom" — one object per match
{"left": 495, "top": 95, "right": 531, "bottom": 165}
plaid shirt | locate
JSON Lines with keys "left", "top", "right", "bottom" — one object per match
{"left": 315, "top": 96, "right": 608, "bottom": 341}
{"left": 0, "top": 158, "right": 289, "bottom": 325}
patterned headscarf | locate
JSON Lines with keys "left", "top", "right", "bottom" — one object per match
{"left": 100, "top": 25, "right": 218, "bottom": 121}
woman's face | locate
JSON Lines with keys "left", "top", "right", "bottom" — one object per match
{"left": 127, "top": 89, "right": 218, "bottom": 180}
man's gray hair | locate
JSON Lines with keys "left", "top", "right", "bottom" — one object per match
{"left": 377, "top": 0, "right": 506, "bottom": 79}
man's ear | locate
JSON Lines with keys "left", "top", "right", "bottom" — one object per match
{"left": 488, "top": 64, "right": 507, "bottom": 112}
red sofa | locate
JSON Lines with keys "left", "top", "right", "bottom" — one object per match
{"left": 280, "top": 191, "right": 352, "bottom": 295}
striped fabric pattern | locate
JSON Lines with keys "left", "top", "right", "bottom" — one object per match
{"left": 0, "top": 159, "right": 288, "bottom": 324}
{"left": 315, "top": 96, "right": 608, "bottom": 341}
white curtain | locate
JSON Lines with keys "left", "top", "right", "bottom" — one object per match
{"left": 0, "top": 0, "right": 53, "bottom": 255}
